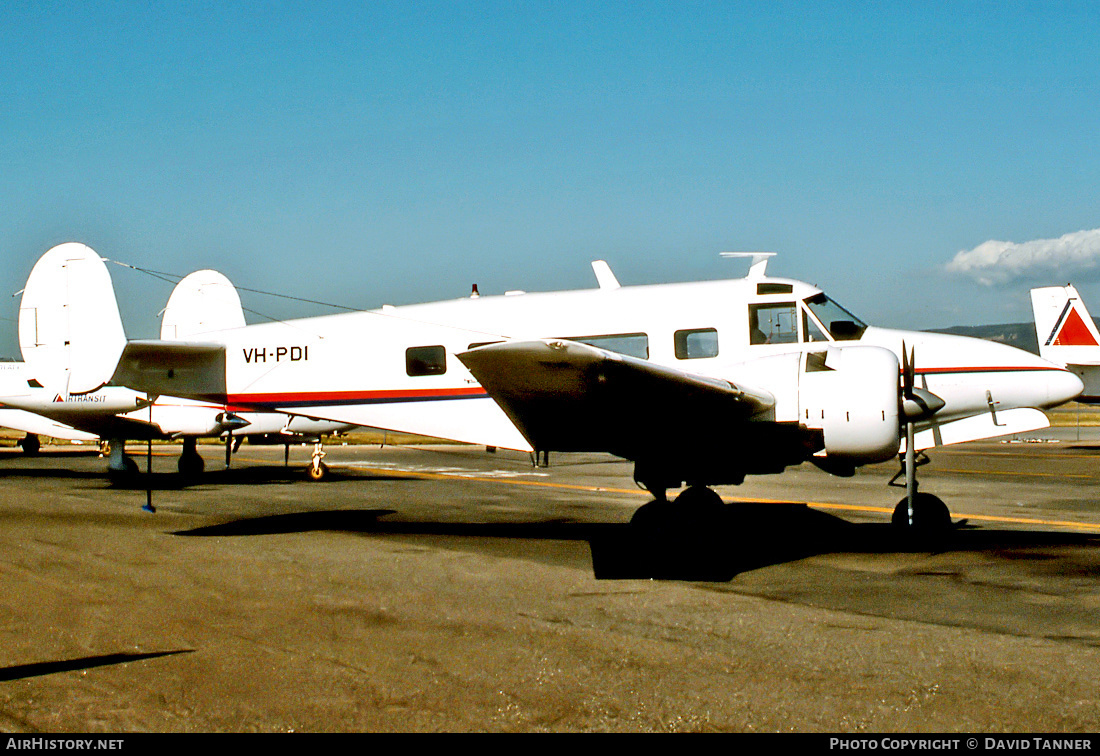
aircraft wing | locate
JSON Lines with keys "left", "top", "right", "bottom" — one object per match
{"left": 12, "top": 409, "right": 167, "bottom": 442}
{"left": 457, "top": 339, "right": 775, "bottom": 458}
{"left": 0, "top": 408, "right": 99, "bottom": 442}
{"left": 905, "top": 407, "right": 1050, "bottom": 452}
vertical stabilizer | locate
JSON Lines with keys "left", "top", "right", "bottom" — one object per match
{"left": 1031, "top": 284, "right": 1100, "bottom": 402}
{"left": 1031, "top": 285, "right": 1100, "bottom": 363}
{"left": 161, "top": 270, "right": 246, "bottom": 340}
{"left": 18, "top": 243, "right": 126, "bottom": 395}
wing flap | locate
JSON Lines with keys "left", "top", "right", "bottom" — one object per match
{"left": 270, "top": 397, "right": 534, "bottom": 452}
{"left": 458, "top": 339, "right": 775, "bottom": 456}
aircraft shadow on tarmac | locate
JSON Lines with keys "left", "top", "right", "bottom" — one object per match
{"left": 0, "top": 464, "right": 402, "bottom": 490}
{"left": 0, "top": 649, "right": 194, "bottom": 683}
{"left": 170, "top": 502, "right": 1100, "bottom": 583}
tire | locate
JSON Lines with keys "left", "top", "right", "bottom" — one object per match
{"left": 178, "top": 452, "right": 205, "bottom": 477}
{"left": 892, "top": 493, "right": 952, "bottom": 533}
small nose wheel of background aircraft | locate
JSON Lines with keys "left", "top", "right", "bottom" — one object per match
{"left": 308, "top": 442, "right": 328, "bottom": 481}
{"left": 18, "top": 434, "right": 40, "bottom": 455}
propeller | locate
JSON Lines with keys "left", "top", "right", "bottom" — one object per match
{"left": 216, "top": 412, "right": 251, "bottom": 469}
{"left": 898, "top": 343, "right": 946, "bottom": 526}
{"left": 900, "top": 345, "right": 945, "bottom": 422}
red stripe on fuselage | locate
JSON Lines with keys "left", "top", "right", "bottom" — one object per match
{"left": 913, "top": 366, "right": 1065, "bottom": 375}
{"left": 227, "top": 386, "right": 489, "bottom": 407}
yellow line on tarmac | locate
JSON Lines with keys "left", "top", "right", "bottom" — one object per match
{"left": 935, "top": 467, "right": 1096, "bottom": 480}
{"left": 323, "top": 462, "right": 1100, "bottom": 534}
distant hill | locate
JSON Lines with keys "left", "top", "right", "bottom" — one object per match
{"left": 928, "top": 317, "right": 1100, "bottom": 356}
{"left": 927, "top": 323, "right": 1039, "bottom": 355}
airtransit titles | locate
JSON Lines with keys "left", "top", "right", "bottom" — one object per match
{"left": 241, "top": 346, "right": 310, "bottom": 364}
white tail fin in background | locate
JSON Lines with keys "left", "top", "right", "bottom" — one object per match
{"left": 1031, "top": 284, "right": 1100, "bottom": 403}
{"left": 1031, "top": 285, "right": 1100, "bottom": 365}
{"left": 161, "top": 270, "right": 246, "bottom": 341}
{"left": 18, "top": 243, "right": 126, "bottom": 395}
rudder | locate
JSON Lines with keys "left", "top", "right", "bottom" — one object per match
{"left": 18, "top": 243, "right": 127, "bottom": 395}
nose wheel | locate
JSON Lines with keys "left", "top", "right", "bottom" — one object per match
{"left": 891, "top": 492, "right": 951, "bottom": 532}
{"left": 307, "top": 442, "right": 328, "bottom": 481}
{"left": 893, "top": 344, "right": 954, "bottom": 535}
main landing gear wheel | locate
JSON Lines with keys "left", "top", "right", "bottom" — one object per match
{"left": 178, "top": 438, "right": 205, "bottom": 477}
{"left": 105, "top": 438, "right": 139, "bottom": 484}
{"left": 630, "top": 486, "right": 726, "bottom": 531}
{"left": 19, "top": 434, "right": 40, "bottom": 455}
{"left": 107, "top": 455, "right": 139, "bottom": 485}
{"left": 891, "top": 492, "right": 952, "bottom": 533}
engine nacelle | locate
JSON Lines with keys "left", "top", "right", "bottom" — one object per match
{"left": 799, "top": 346, "right": 901, "bottom": 464}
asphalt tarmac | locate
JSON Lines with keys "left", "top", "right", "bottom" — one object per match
{"left": 0, "top": 431, "right": 1098, "bottom": 733}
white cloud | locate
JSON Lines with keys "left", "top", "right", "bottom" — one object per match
{"left": 944, "top": 228, "right": 1100, "bottom": 286}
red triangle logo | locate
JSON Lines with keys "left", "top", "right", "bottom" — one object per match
{"left": 1054, "top": 307, "right": 1099, "bottom": 346}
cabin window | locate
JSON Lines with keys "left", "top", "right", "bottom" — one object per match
{"left": 748, "top": 303, "right": 799, "bottom": 345}
{"left": 566, "top": 333, "right": 649, "bottom": 360}
{"left": 406, "top": 345, "right": 447, "bottom": 376}
{"left": 674, "top": 328, "right": 719, "bottom": 359}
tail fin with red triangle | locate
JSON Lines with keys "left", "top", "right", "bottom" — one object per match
{"left": 1031, "top": 284, "right": 1100, "bottom": 402}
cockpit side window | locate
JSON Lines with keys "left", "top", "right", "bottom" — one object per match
{"left": 804, "top": 293, "right": 867, "bottom": 341}
{"left": 748, "top": 303, "right": 799, "bottom": 345}
{"left": 803, "top": 310, "right": 829, "bottom": 342}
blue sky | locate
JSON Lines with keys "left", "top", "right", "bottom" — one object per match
{"left": 2, "top": 1, "right": 1099, "bottom": 358}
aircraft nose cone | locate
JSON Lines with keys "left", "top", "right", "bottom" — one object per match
{"left": 1047, "top": 368, "right": 1085, "bottom": 407}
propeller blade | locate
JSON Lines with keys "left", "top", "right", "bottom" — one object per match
{"left": 901, "top": 343, "right": 916, "bottom": 398}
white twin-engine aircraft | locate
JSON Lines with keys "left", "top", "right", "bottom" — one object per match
{"left": 110, "top": 252, "right": 1083, "bottom": 531}
{"left": 4, "top": 243, "right": 352, "bottom": 479}
{"left": 1031, "top": 283, "right": 1100, "bottom": 404}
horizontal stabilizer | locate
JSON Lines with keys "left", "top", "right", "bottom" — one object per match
{"left": 111, "top": 340, "right": 227, "bottom": 401}
{"left": 458, "top": 339, "right": 774, "bottom": 456}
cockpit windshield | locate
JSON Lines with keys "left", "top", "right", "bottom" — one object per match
{"left": 804, "top": 293, "right": 867, "bottom": 341}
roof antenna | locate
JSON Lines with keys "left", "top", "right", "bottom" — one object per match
{"left": 470, "top": 284, "right": 480, "bottom": 299}
{"left": 720, "top": 252, "right": 776, "bottom": 279}
{"left": 591, "top": 260, "right": 620, "bottom": 290}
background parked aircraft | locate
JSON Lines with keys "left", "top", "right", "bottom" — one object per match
{"left": 4, "top": 243, "right": 353, "bottom": 480}
{"left": 0, "top": 360, "right": 98, "bottom": 452}
{"left": 1031, "top": 284, "right": 1100, "bottom": 404}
